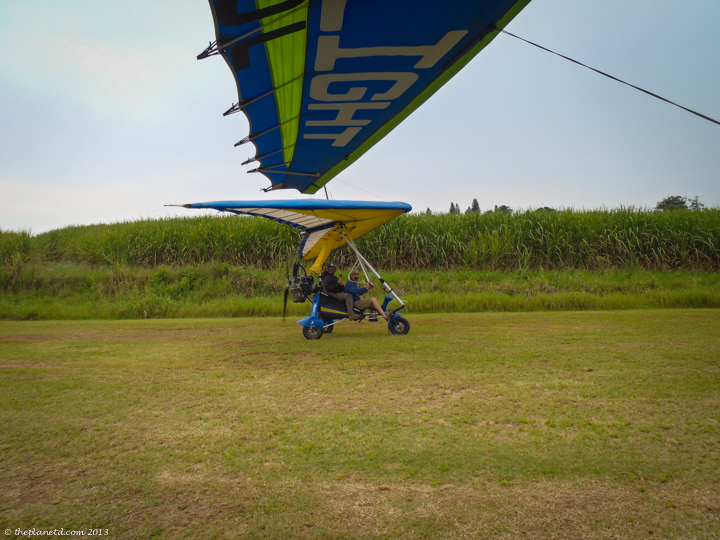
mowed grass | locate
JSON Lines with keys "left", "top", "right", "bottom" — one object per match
{"left": 1, "top": 310, "right": 719, "bottom": 538}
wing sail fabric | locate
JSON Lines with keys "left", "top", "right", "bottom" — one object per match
{"left": 201, "top": 0, "right": 532, "bottom": 194}
{"left": 182, "top": 199, "right": 411, "bottom": 271}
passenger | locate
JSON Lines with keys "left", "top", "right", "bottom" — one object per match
{"left": 344, "top": 269, "right": 388, "bottom": 320}
{"left": 320, "top": 263, "right": 360, "bottom": 320}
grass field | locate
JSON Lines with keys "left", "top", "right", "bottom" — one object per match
{"left": 1, "top": 310, "right": 718, "bottom": 538}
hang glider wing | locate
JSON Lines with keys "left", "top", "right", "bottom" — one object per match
{"left": 199, "top": 0, "right": 532, "bottom": 194}
{"left": 181, "top": 199, "right": 411, "bottom": 272}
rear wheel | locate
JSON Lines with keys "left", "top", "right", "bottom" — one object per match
{"left": 389, "top": 316, "right": 410, "bottom": 335}
{"left": 302, "top": 326, "right": 323, "bottom": 340}
{"left": 323, "top": 324, "right": 334, "bottom": 334}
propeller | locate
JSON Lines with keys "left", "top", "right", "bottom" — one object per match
{"left": 283, "top": 261, "right": 291, "bottom": 320}
{"left": 283, "top": 287, "right": 290, "bottom": 320}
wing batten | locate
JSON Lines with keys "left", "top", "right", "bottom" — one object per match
{"left": 254, "top": 167, "right": 320, "bottom": 178}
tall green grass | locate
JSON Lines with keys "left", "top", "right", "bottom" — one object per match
{"left": 360, "top": 208, "right": 720, "bottom": 270}
{"left": 3, "top": 208, "right": 719, "bottom": 272}
{"left": 20, "top": 215, "right": 299, "bottom": 267}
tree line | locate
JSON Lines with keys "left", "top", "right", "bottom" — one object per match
{"left": 442, "top": 195, "right": 708, "bottom": 215}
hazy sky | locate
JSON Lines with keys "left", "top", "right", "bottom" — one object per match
{"left": 2, "top": 0, "right": 719, "bottom": 233}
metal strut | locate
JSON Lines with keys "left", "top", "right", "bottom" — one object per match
{"left": 340, "top": 231, "right": 405, "bottom": 309}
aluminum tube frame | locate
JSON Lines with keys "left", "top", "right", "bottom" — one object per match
{"left": 340, "top": 232, "right": 405, "bottom": 308}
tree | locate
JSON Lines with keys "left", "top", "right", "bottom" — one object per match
{"left": 688, "top": 196, "right": 705, "bottom": 211}
{"left": 655, "top": 196, "right": 688, "bottom": 211}
{"left": 470, "top": 198, "right": 480, "bottom": 213}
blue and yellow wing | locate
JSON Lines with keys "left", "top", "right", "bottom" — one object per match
{"left": 182, "top": 199, "right": 412, "bottom": 271}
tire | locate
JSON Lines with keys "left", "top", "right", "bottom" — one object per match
{"left": 389, "top": 316, "right": 410, "bottom": 335}
{"left": 302, "top": 326, "right": 323, "bottom": 340}
{"left": 323, "top": 324, "right": 334, "bottom": 334}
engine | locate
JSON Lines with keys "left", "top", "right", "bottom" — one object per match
{"left": 291, "top": 275, "right": 318, "bottom": 302}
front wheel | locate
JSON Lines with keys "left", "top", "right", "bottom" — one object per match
{"left": 302, "top": 326, "right": 323, "bottom": 340}
{"left": 388, "top": 316, "right": 410, "bottom": 335}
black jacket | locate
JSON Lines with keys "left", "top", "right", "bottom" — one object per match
{"left": 320, "top": 271, "right": 343, "bottom": 295}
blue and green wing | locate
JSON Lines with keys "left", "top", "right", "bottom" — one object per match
{"left": 201, "top": 0, "right": 532, "bottom": 193}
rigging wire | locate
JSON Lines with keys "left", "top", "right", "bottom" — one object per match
{"left": 501, "top": 30, "right": 720, "bottom": 127}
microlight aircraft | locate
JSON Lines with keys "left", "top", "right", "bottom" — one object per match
{"left": 181, "top": 0, "right": 532, "bottom": 336}
{"left": 179, "top": 199, "right": 412, "bottom": 338}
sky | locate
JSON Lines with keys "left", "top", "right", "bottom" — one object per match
{"left": 1, "top": 0, "right": 719, "bottom": 233}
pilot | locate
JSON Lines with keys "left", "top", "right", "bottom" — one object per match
{"left": 320, "top": 263, "right": 361, "bottom": 320}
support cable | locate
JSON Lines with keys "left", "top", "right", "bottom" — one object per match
{"left": 502, "top": 30, "right": 720, "bottom": 127}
